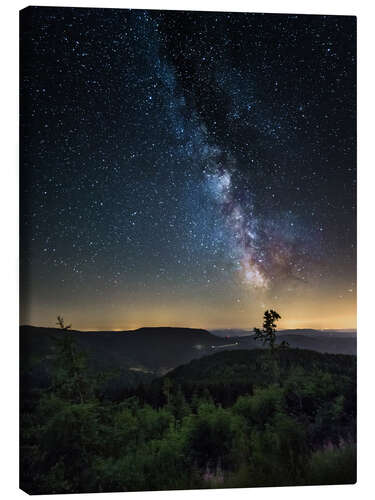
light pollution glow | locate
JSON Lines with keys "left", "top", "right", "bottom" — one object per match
{"left": 22, "top": 290, "right": 356, "bottom": 332}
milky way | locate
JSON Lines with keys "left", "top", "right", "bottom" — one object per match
{"left": 20, "top": 8, "right": 356, "bottom": 329}
{"left": 203, "top": 156, "right": 310, "bottom": 289}
{"left": 207, "top": 167, "right": 270, "bottom": 288}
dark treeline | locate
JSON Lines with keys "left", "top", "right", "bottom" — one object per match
{"left": 20, "top": 330, "right": 356, "bottom": 494}
{"left": 125, "top": 349, "right": 356, "bottom": 410}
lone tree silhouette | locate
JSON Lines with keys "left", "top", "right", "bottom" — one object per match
{"left": 54, "top": 316, "right": 90, "bottom": 403}
{"left": 253, "top": 309, "right": 288, "bottom": 351}
{"left": 56, "top": 315, "right": 71, "bottom": 331}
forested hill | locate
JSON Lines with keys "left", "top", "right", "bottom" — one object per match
{"left": 131, "top": 348, "right": 356, "bottom": 408}
{"left": 166, "top": 348, "right": 356, "bottom": 386}
{"left": 20, "top": 325, "right": 233, "bottom": 375}
{"left": 20, "top": 324, "right": 356, "bottom": 395}
{"left": 21, "top": 338, "right": 356, "bottom": 493}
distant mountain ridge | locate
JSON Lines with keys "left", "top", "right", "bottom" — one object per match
{"left": 210, "top": 330, "right": 356, "bottom": 356}
{"left": 20, "top": 324, "right": 356, "bottom": 403}
{"left": 20, "top": 325, "right": 229, "bottom": 375}
{"left": 211, "top": 328, "right": 357, "bottom": 337}
{"left": 21, "top": 324, "right": 357, "bottom": 380}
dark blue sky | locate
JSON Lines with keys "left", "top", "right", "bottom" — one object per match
{"left": 20, "top": 8, "right": 356, "bottom": 330}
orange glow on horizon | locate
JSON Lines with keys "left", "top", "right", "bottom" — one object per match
{"left": 22, "top": 290, "right": 356, "bottom": 332}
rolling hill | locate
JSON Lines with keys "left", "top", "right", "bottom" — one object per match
{"left": 143, "top": 348, "right": 357, "bottom": 407}
{"left": 20, "top": 324, "right": 356, "bottom": 400}
{"left": 20, "top": 325, "right": 232, "bottom": 375}
{"left": 212, "top": 329, "right": 356, "bottom": 355}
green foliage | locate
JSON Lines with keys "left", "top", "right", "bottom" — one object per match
{"left": 249, "top": 412, "right": 308, "bottom": 486}
{"left": 51, "top": 316, "right": 96, "bottom": 403}
{"left": 20, "top": 321, "right": 356, "bottom": 494}
{"left": 305, "top": 444, "right": 356, "bottom": 485}
{"left": 233, "top": 385, "right": 285, "bottom": 429}
{"left": 183, "top": 402, "right": 242, "bottom": 470}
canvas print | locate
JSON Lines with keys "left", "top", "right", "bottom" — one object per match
{"left": 20, "top": 7, "right": 357, "bottom": 494}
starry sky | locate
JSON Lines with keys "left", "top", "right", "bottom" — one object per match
{"left": 20, "top": 7, "right": 356, "bottom": 331}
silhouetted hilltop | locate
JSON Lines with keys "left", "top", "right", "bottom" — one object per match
{"left": 165, "top": 348, "right": 356, "bottom": 386}
{"left": 20, "top": 324, "right": 356, "bottom": 380}
{"left": 20, "top": 325, "right": 230, "bottom": 375}
{"left": 212, "top": 328, "right": 356, "bottom": 336}
{"left": 211, "top": 329, "right": 356, "bottom": 355}
{"left": 131, "top": 348, "right": 356, "bottom": 409}
{"left": 20, "top": 324, "right": 356, "bottom": 402}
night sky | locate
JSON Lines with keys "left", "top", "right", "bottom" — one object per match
{"left": 20, "top": 7, "right": 356, "bottom": 331}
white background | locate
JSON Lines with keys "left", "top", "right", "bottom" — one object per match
{"left": 1, "top": 0, "right": 374, "bottom": 498}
